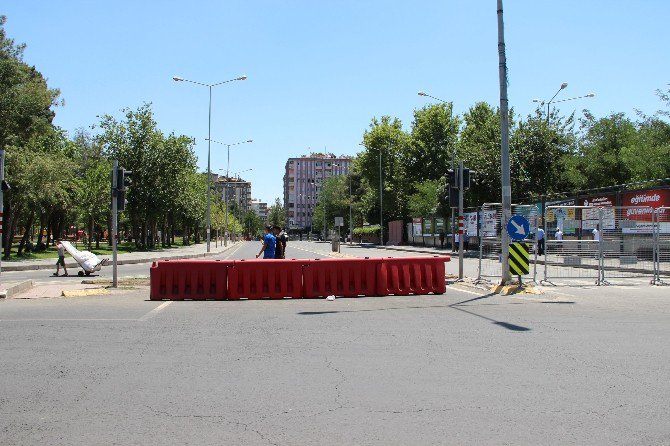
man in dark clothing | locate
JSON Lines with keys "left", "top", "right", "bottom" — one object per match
{"left": 273, "top": 225, "right": 288, "bottom": 259}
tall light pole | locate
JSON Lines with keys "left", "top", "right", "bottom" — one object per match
{"left": 332, "top": 162, "right": 353, "bottom": 244}
{"left": 497, "top": 0, "right": 512, "bottom": 284}
{"left": 533, "top": 88, "right": 595, "bottom": 123}
{"left": 172, "top": 74, "right": 247, "bottom": 252}
{"left": 207, "top": 138, "right": 253, "bottom": 246}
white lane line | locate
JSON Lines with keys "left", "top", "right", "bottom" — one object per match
{"left": 218, "top": 242, "right": 246, "bottom": 260}
{"left": 0, "top": 319, "right": 136, "bottom": 322}
{"left": 446, "top": 286, "right": 487, "bottom": 296}
{"left": 138, "top": 301, "right": 173, "bottom": 321}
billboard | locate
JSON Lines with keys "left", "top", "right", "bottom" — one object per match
{"left": 622, "top": 189, "right": 670, "bottom": 222}
{"left": 580, "top": 194, "right": 616, "bottom": 230}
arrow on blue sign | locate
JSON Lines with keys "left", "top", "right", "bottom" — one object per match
{"left": 506, "top": 215, "right": 530, "bottom": 241}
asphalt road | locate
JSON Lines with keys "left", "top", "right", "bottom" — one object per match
{"left": 1, "top": 242, "right": 670, "bottom": 445}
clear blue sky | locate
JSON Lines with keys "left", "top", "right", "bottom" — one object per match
{"left": 4, "top": 1, "right": 669, "bottom": 204}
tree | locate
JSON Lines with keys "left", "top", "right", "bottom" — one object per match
{"left": 408, "top": 179, "right": 439, "bottom": 218}
{"left": 572, "top": 112, "right": 637, "bottom": 189}
{"left": 267, "top": 198, "right": 286, "bottom": 228}
{"left": 458, "top": 102, "right": 506, "bottom": 206}
{"left": 511, "top": 109, "right": 576, "bottom": 201}
{"left": 408, "top": 102, "right": 461, "bottom": 182}
{"left": 359, "top": 116, "right": 412, "bottom": 228}
{"left": 312, "top": 175, "right": 351, "bottom": 237}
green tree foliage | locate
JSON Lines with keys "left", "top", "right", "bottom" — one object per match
{"left": 359, "top": 116, "right": 412, "bottom": 227}
{"left": 511, "top": 109, "right": 576, "bottom": 201}
{"left": 572, "top": 112, "right": 637, "bottom": 189}
{"left": 458, "top": 102, "right": 505, "bottom": 206}
{"left": 267, "top": 198, "right": 286, "bottom": 228}
{"left": 408, "top": 180, "right": 439, "bottom": 218}
{"left": 97, "top": 104, "right": 202, "bottom": 248}
{"left": 312, "top": 175, "right": 351, "bottom": 236}
{"left": 408, "top": 103, "right": 460, "bottom": 182}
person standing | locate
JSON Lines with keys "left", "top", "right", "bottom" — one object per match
{"left": 439, "top": 231, "right": 445, "bottom": 249}
{"left": 53, "top": 239, "right": 69, "bottom": 276}
{"left": 273, "top": 225, "right": 288, "bottom": 259}
{"left": 592, "top": 224, "right": 600, "bottom": 242}
{"left": 555, "top": 228, "right": 563, "bottom": 241}
{"left": 256, "top": 225, "right": 276, "bottom": 259}
{"left": 536, "top": 226, "right": 545, "bottom": 255}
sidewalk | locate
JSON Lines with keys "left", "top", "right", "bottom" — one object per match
{"left": 0, "top": 241, "right": 241, "bottom": 272}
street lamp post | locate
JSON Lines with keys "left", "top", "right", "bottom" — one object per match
{"left": 172, "top": 74, "right": 247, "bottom": 252}
{"left": 533, "top": 83, "right": 595, "bottom": 124}
{"left": 207, "top": 139, "right": 253, "bottom": 246}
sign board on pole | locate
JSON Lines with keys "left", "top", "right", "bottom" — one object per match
{"left": 506, "top": 215, "right": 530, "bottom": 241}
{"left": 508, "top": 242, "right": 530, "bottom": 275}
{"left": 334, "top": 217, "right": 344, "bottom": 227}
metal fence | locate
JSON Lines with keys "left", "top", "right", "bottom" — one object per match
{"left": 477, "top": 203, "right": 540, "bottom": 284}
{"left": 543, "top": 205, "right": 666, "bottom": 286}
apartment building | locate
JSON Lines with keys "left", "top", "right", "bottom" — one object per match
{"left": 283, "top": 152, "right": 352, "bottom": 230}
{"left": 250, "top": 199, "right": 268, "bottom": 221}
{"left": 213, "top": 175, "right": 252, "bottom": 211}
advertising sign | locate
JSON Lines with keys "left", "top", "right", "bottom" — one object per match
{"left": 435, "top": 218, "right": 445, "bottom": 233}
{"left": 464, "top": 212, "right": 478, "bottom": 235}
{"left": 546, "top": 199, "right": 577, "bottom": 234}
{"left": 412, "top": 218, "right": 423, "bottom": 236}
{"left": 581, "top": 195, "right": 616, "bottom": 230}
{"left": 481, "top": 211, "right": 498, "bottom": 237}
{"left": 622, "top": 189, "right": 670, "bottom": 222}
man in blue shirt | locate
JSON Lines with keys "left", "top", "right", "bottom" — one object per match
{"left": 256, "top": 225, "right": 276, "bottom": 259}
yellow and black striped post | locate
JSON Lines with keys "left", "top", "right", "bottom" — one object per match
{"left": 509, "top": 242, "right": 530, "bottom": 277}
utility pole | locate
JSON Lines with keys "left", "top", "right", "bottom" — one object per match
{"left": 111, "top": 160, "right": 118, "bottom": 288}
{"left": 497, "top": 0, "right": 512, "bottom": 284}
{"left": 458, "top": 161, "right": 464, "bottom": 280}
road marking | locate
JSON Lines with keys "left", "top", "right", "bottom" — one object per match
{"left": 138, "top": 301, "right": 173, "bottom": 321}
{"left": 0, "top": 319, "right": 136, "bottom": 322}
{"left": 218, "top": 242, "right": 246, "bottom": 260}
{"left": 446, "top": 286, "right": 487, "bottom": 296}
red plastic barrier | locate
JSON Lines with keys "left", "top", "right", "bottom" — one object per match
{"left": 227, "top": 259, "right": 303, "bottom": 300}
{"left": 377, "top": 256, "right": 449, "bottom": 296}
{"left": 150, "top": 260, "right": 229, "bottom": 301}
{"left": 302, "top": 258, "right": 381, "bottom": 298}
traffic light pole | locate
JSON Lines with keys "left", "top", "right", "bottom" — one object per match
{"left": 111, "top": 160, "right": 118, "bottom": 288}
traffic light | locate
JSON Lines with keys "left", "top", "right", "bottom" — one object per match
{"left": 114, "top": 167, "right": 132, "bottom": 211}
{"left": 447, "top": 169, "right": 457, "bottom": 188}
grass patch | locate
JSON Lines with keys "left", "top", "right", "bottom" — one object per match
{"left": 3, "top": 239, "right": 204, "bottom": 262}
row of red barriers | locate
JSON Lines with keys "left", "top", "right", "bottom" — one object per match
{"left": 150, "top": 256, "right": 449, "bottom": 301}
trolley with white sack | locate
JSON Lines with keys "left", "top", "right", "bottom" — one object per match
{"left": 60, "top": 240, "right": 108, "bottom": 276}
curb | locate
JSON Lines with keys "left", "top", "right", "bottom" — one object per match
{"left": 0, "top": 242, "right": 241, "bottom": 272}
{"left": 0, "top": 280, "right": 34, "bottom": 299}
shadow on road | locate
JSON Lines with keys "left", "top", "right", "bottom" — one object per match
{"left": 298, "top": 291, "right": 533, "bottom": 332}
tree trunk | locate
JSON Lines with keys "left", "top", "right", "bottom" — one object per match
{"left": 96, "top": 224, "right": 101, "bottom": 250}
{"left": 18, "top": 212, "right": 35, "bottom": 256}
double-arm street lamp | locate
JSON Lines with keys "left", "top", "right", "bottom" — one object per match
{"left": 172, "top": 74, "right": 247, "bottom": 252}
{"left": 207, "top": 139, "right": 253, "bottom": 246}
{"left": 533, "top": 82, "right": 595, "bottom": 123}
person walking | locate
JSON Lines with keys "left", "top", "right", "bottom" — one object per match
{"left": 536, "top": 226, "right": 545, "bottom": 255}
{"left": 273, "top": 225, "right": 288, "bottom": 259}
{"left": 439, "top": 231, "right": 445, "bottom": 249}
{"left": 53, "top": 239, "right": 69, "bottom": 276}
{"left": 256, "top": 225, "right": 276, "bottom": 259}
